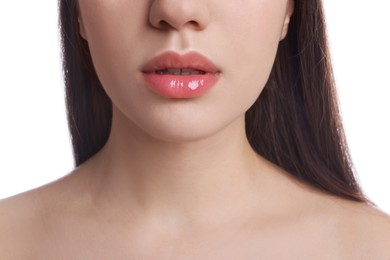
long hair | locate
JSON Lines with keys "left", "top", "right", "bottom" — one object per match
{"left": 59, "top": 0, "right": 367, "bottom": 202}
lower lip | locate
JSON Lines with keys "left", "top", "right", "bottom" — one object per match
{"left": 142, "top": 73, "right": 219, "bottom": 98}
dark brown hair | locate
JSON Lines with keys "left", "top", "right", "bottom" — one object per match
{"left": 59, "top": 0, "right": 367, "bottom": 202}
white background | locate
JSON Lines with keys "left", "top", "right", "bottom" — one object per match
{"left": 0, "top": 1, "right": 389, "bottom": 213}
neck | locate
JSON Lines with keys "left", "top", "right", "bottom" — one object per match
{"left": 87, "top": 107, "right": 278, "bottom": 229}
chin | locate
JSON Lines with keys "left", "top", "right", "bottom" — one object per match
{"left": 135, "top": 115, "right": 232, "bottom": 144}
{"left": 113, "top": 97, "right": 245, "bottom": 144}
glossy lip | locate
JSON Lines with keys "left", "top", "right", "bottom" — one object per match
{"left": 141, "top": 51, "right": 220, "bottom": 99}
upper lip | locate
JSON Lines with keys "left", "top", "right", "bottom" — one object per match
{"left": 142, "top": 51, "right": 220, "bottom": 74}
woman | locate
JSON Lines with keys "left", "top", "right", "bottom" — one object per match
{"left": 1, "top": 0, "right": 389, "bottom": 258}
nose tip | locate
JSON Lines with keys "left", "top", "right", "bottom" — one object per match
{"left": 149, "top": 0, "right": 210, "bottom": 31}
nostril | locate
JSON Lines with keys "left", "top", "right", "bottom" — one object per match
{"left": 149, "top": 1, "right": 210, "bottom": 31}
{"left": 188, "top": 20, "right": 199, "bottom": 27}
{"left": 156, "top": 20, "right": 200, "bottom": 30}
{"left": 157, "top": 20, "right": 170, "bottom": 30}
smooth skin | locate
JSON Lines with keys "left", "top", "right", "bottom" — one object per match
{"left": 1, "top": 0, "right": 390, "bottom": 258}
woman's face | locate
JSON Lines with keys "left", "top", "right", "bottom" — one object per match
{"left": 77, "top": 0, "right": 293, "bottom": 142}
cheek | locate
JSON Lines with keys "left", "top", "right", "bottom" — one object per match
{"left": 79, "top": 1, "right": 147, "bottom": 88}
{"left": 217, "top": 5, "right": 285, "bottom": 111}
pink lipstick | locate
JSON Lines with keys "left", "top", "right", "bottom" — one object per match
{"left": 142, "top": 51, "right": 220, "bottom": 98}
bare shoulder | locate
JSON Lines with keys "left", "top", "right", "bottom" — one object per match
{"left": 0, "top": 189, "right": 46, "bottom": 258}
{"left": 283, "top": 178, "right": 390, "bottom": 258}
{"left": 0, "top": 170, "right": 89, "bottom": 259}
{"left": 329, "top": 197, "right": 390, "bottom": 258}
{"left": 351, "top": 203, "right": 390, "bottom": 256}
